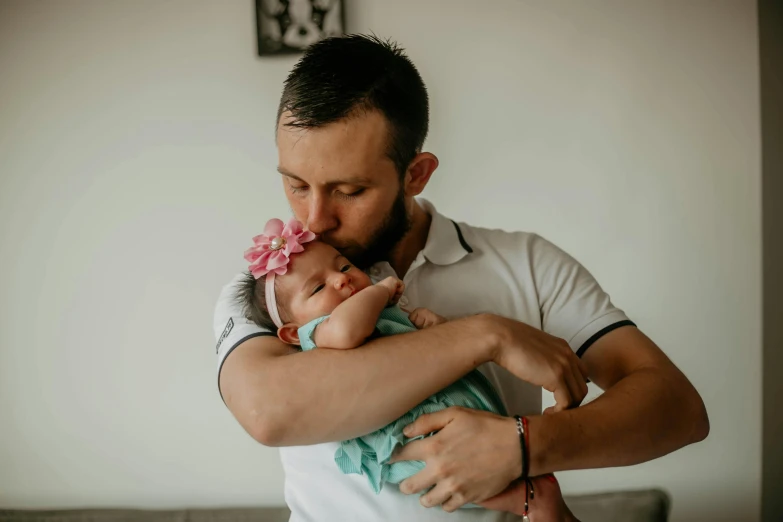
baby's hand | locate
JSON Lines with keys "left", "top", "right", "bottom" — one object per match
{"left": 409, "top": 308, "right": 447, "bottom": 330}
{"left": 478, "top": 475, "right": 579, "bottom": 521}
{"left": 377, "top": 276, "right": 405, "bottom": 305}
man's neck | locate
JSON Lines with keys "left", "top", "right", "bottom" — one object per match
{"left": 388, "top": 201, "right": 431, "bottom": 279}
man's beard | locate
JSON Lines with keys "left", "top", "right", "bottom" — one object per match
{"left": 335, "top": 189, "right": 411, "bottom": 270}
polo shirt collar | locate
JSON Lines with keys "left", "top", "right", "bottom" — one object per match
{"left": 417, "top": 198, "right": 473, "bottom": 266}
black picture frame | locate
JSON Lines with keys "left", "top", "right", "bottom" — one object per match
{"left": 256, "top": 0, "right": 345, "bottom": 56}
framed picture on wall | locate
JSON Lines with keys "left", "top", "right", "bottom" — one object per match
{"left": 256, "top": 0, "right": 345, "bottom": 56}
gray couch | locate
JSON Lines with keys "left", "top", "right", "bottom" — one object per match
{"left": 0, "top": 489, "right": 670, "bottom": 522}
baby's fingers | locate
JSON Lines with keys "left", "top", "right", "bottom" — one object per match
{"left": 408, "top": 308, "right": 427, "bottom": 329}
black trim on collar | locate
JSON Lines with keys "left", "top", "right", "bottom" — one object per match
{"left": 576, "top": 320, "right": 637, "bottom": 359}
{"left": 451, "top": 221, "right": 474, "bottom": 254}
{"left": 218, "top": 331, "right": 276, "bottom": 403}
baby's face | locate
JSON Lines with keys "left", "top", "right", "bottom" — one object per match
{"left": 276, "top": 240, "right": 372, "bottom": 326}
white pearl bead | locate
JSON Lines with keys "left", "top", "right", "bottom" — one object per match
{"left": 270, "top": 237, "right": 286, "bottom": 250}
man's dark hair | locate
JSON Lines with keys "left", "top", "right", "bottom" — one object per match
{"left": 277, "top": 34, "right": 429, "bottom": 177}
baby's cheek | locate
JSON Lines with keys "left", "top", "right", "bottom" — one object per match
{"left": 358, "top": 273, "right": 372, "bottom": 289}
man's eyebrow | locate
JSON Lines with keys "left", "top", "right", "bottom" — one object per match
{"left": 337, "top": 176, "right": 374, "bottom": 185}
{"left": 277, "top": 167, "right": 304, "bottom": 182}
{"left": 277, "top": 167, "right": 373, "bottom": 186}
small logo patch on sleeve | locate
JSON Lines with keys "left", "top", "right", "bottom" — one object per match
{"left": 216, "top": 318, "right": 234, "bottom": 353}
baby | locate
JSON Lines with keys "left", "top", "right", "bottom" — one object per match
{"left": 235, "top": 218, "right": 577, "bottom": 519}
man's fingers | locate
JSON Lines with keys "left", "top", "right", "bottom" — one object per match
{"left": 550, "top": 353, "right": 587, "bottom": 410}
{"left": 441, "top": 492, "right": 468, "bottom": 513}
{"left": 403, "top": 408, "right": 455, "bottom": 438}
{"left": 577, "top": 357, "right": 589, "bottom": 380}
{"left": 549, "top": 358, "right": 586, "bottom": 413}
{"left": 551, "top": 381, "right": 573, "bottom": 413}
{"left": 420, "top": 483, "right": 452, "bottom": 509}
{"left": 399, "top": 468, "right": 437, "bottom": 496}
{"left": 392, "top": 407, "right": 461, "bottom": 463}
{"left": 563, "top": 361, "right": 585, "bottom": 408}
{"left": 572, "top": 357, "right": 588, "bottom": 400}
{"left": 389, "top": 438, "right": 429, "bottom": 463}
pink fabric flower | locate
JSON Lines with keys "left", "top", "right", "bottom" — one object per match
{"left": 244, "top": 218, "right": 316, "bottom": 279}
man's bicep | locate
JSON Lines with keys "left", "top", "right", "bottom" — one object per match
{"left": 581, "top": 325, "right": 676, "bottom": 390}
{"left": 529, "top": 235, "right": 632, "bottom": 353}
{"left": 218, "top": 335, "right": 297, "bottom": 437}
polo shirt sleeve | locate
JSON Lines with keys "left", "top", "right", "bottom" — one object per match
{"left": 214, "top": 272, "right": 275, "bottom": 382}
{"left": 530, "top": 234, "right": 635, "bottom": 357}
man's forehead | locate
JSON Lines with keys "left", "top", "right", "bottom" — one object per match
{"left": 275, "top": 111, "right": 398, "bottom": 186}
{"left": 277, "top": 111, "right": 389, "bottom": 155}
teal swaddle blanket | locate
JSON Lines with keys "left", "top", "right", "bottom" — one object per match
{"left": 298, "top": 305, "right": 507, "bottom": 495}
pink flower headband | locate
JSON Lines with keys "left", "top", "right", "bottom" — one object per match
{"left": 244, "top": 218, "right": 316, "bottom": 328}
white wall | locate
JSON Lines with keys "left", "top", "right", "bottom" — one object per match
{"left": 0, "top": 1, "right": 760, "bottom": 521}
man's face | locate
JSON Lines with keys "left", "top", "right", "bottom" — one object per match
{"left": 277, "top": 110, "right": 410, "bottom": 268}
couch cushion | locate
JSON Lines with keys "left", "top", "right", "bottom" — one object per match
{"left": 0, "top": 489, "right": 670, "bottom": 522}
{"left": 567, "top": 489, "right": 670, "bottom": 522}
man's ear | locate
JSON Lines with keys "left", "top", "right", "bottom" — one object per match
{"left": 277, "top": 324, "right": 301, "bottom": 345}
{"left": 403, "top": 152, "right": 439, "bottom": 197}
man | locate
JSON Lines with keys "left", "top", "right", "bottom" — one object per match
{"left": 214, "top": 35, "right": 709, "bottom": 521}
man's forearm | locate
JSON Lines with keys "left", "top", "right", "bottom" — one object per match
{"left": 527, "top": 364, "right": 709, "bottom": 475}
{"left": 224, "top": 314, "right": 495, "bottom": 447}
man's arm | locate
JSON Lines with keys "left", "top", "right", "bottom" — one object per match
{"left": 521, "top": 233, "right": 709, "bottom": 473}
{"left": 395, "top": 320, "right": 708, "bottom": 511}
{"left": 220, "top": 315, "right": 495, "bottom": 446}
{"left": 219, "top": 312, "right": 587, "bottom": 448}
{"left": 526, "top": 325, "right": 709, "bottom": 475}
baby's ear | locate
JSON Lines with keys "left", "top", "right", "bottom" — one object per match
{"left": 277, "top": 324, "right": 300, "bottom": 345}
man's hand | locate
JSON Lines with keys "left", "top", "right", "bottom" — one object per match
{"left": 386, "top": 314, "right": 591, "bottom": 512}
{"left": 408, "top": 307, "right": 447, "bottom": 329}
{"left": 487, "top": 315, "right": 589, "bottom": 412}
{"left": 392, "top": 407, "right": 520, "bottom": 512}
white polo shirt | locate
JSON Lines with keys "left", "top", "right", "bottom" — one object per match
{"left": 213, "top": 198, "right": 633, "bottom": 522}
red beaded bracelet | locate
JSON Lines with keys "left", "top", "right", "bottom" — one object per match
{"left": 523, "top": 416, "right": 534, "bottom": 517}
{"left": 522, "top": 416, "right": 531, "bottom": 473}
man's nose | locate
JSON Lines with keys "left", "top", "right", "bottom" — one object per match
{"left": 306, "top": 194, "right": 338, "bottom": 235}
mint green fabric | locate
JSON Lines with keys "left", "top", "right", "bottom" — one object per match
{"left": 298, "top": 305, "right": 421, "bottom": 350}
{"left": 298, "top": 306, "right": 507, "bottom": 495}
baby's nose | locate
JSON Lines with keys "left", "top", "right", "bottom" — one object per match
{"left": 334, "top": 273, "right": 350, "bottom": 289}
